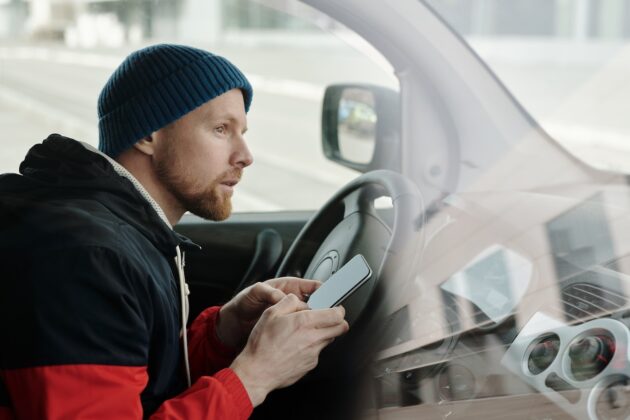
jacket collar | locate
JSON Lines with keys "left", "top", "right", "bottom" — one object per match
{"left": 79, "top": 141, "right": 173, "bottom": 230}
{"left": 15, "top": 134, "right": 200, "bottom": 254}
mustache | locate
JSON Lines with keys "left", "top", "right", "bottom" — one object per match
{"left": 218, "top": 169, "right": 243, "bottom": 183}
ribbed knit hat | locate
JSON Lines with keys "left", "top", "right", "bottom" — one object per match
{"left": 98, "top": 44, "right": 253, "bottom": 157}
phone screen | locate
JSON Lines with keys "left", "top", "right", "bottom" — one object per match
{"left": 307, "top": 254, "right": 372, "bottom": 310}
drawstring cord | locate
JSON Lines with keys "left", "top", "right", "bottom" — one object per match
{"left": 87, "top": 142, "right": 193, "bottom": 387}
{"left": 175, "top": 246, "right": 191, "bottom": 387}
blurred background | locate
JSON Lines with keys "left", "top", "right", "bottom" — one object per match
{"left": 2, "top": 0, "right": 630, "bottom": 211}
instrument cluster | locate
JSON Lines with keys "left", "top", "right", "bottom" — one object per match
{"left": 502, "top": 315, "right": 630, "bottom": 420}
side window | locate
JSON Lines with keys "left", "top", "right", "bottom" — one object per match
{"left": 0, "top": 0, "right": 398, "bottom": 212}
{"left": 199, "top": 1, "right": 400, "bottom": 212}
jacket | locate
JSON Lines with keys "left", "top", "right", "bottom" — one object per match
{"left": 0, "top": 134, "right": 253, "bottom": 419}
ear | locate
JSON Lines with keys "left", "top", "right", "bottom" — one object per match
{"left": 133, "top": 134, "right": 156, "bottom": 156}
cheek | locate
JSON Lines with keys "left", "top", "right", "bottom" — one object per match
{"left": 185, "top": 147, "right": 225, "bottom": 183}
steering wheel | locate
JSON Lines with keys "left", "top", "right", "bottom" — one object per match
{"left": 252, "top": 170, "right": 424, "bottom": 420}
{"left": 276, "top": 169, "right": 424, "bottom": 325}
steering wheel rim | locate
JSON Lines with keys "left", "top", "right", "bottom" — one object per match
{"left": 276, "top": 169, "right": 424, "bottom": 324}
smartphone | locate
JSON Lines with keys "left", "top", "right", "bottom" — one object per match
{"left": 307, "top": 254, "right": 372, "bottom": 310}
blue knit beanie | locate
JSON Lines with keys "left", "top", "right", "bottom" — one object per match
{"left": 97, "top": 44, "right": 253, "bottom": 157}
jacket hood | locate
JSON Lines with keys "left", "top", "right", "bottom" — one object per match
{"left": 0, "top": 134, "right": 186, "bottom": 255}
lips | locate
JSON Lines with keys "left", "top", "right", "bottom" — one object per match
{"left": 219, "top": 171, "right": 242, "bottom": 190}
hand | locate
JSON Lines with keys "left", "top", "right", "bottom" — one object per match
{"left": 217, "top": 277, "right": 321, "bottom": 348}
{"left": 230, "top": 294, "right": 349, "bottom": 406}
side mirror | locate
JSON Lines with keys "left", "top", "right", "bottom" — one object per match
{"left": 322, "top": 84, "right": 400, "bottom": 173}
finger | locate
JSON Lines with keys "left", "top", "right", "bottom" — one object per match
{"left": 269, "top": 293, "right": 309, "bottom": 316}
{"left": 313, "top": 320, "right": 350, "bottom": 342}
{"left": 302, "top": 306, "right": 346, "bottom": 329}
{"left": 298, "top": 279, "right": 322, "bottom": 300}
{"left": 266, "top": 277, "right": 322, "bottom": 300}
{"left": 291, "top": 279, "right": 322, "bottom": 298}
{"left": 251, "top": 282, "right": 286, "bottom": 305}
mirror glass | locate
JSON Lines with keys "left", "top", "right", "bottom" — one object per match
{"left": 337, "top": 88, "right": 377, "bottom": 164}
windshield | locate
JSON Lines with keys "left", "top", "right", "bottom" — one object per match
{"left": 425, "top": 0, "right": 630, "bottom": 173}
{"left": 368, "top": 2, "right": 630, "bottom": 419}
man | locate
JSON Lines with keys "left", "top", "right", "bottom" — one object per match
{"left": 0, "top": 44, "right": 348, "bottom": 419}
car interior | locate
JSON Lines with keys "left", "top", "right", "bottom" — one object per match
{"left": 3, "top": 0, "right": 630, "bottom": 419}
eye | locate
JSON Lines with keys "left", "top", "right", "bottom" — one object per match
{"left": 214, "top": 124, "right": 227, "bottom": 135}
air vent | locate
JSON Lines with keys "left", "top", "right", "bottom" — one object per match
{"left": 561, "top": 282, "right": 626, "bottom": 320}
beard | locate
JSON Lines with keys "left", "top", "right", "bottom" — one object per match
{"left": 154, "top": 150, "right": 238, "bottom": 221}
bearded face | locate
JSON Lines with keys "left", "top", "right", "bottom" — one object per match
{"left": 150, "top": 89, "right": 252, "bottom": 222}
{"left": 154, "top": 137, "right": 240, "bottom": 221}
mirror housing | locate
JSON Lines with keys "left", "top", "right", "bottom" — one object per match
{"left": 322, "top": 84, "right": 400, "bottom": 173}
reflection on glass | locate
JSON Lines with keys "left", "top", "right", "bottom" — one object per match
{"left": 400, "top": 369, "right": 422, "bottom": 406}
{"left": 526, "top": 334, "right": 560, "bottom": 375}
{"left": 546, "top": 193, "right": 626, "bottom": 321}
{"left": 374, "top": 374, "right": 402, "bottom": 409}
{"left": 436, "top": 364, "right": 476, "bottom": 402}
{"left": 424, "top": 0, "right": 630, "bottom": 172}
{"left": 440, "top": 245, "right": 532, "bottom": 325}
{"left": 502, "top": 311, "right": 630, "bottom": 419}
{"left": 440, "top": 288, "right": 462, "bottom": 334}
{"left": 379, "top": 305, "right": 411, "bottom": 350}
{"left": 595, "top": 376, "right": 630, "bottom": 420}
{"left": 337, "top": 88, "right": 376, "bottom": 164}
{"left": 568, "top": 332, "right": 615, "bottom": 381}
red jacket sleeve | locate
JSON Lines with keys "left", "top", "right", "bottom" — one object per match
{"left": 187, "top": 306, "right": 241, "bottom": 381}
{"left": 1, "top": 364, "right": 253, "bottom": 420}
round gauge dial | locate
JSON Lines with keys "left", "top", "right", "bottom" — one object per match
{"left": 568, "top": 333, "right": 615, "bottom": 381}
{"left": 436, "top": 364, "right": 476, "bottom": 401}
{"left": 595, "top": 376, "right": 630, "bottom": 420}
{"left": 527, "top": 334, "right": 561, "bottom": 375}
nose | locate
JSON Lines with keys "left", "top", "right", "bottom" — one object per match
{"left": 233, "top": 134, "right": 254, "bottom": 169}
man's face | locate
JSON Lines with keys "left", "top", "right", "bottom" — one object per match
{"left": 152, "top": 88, "right": 253, "bottom": 221}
